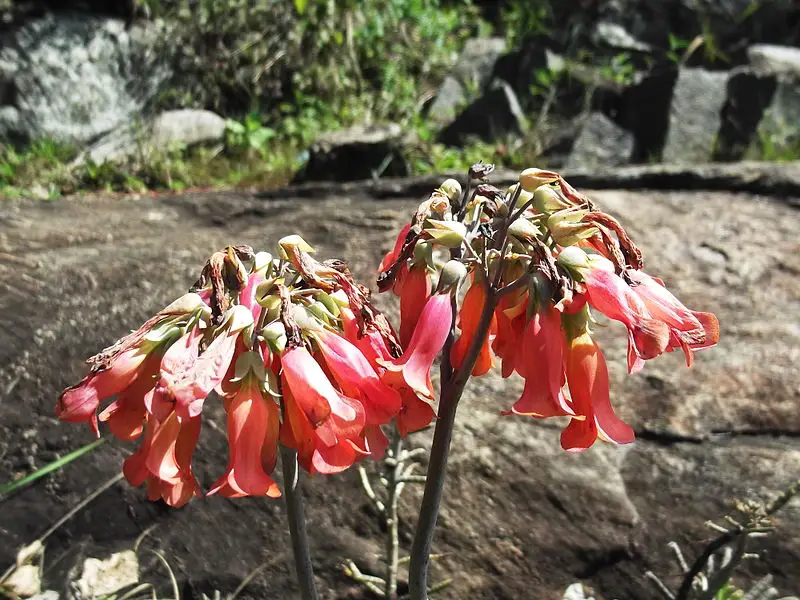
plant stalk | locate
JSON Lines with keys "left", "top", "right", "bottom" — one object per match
{"left": 280, "top": 444, "right": 319, "bottom": 600}
{"left": 407, "top": 290, "right": 497, "bottom": 600}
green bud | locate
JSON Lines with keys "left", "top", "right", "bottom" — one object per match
{"left": 547, "top": 209, "right": 598, "bottom": 246}
{"left": 519, "top": 168, "right": 559, "bottom": 193}
{"left": 278, "top": 234, "right": 315, "bottom": 260}
{"left": 315, "top": 292, "right": 342, "bottom": 317}
{"left": 533, "top": 185, "right": 570, "bottom": 213}
{"left": 556, "top": 245, "right": 591, "bottom": 281}
{"left": 424, "top": 219, "right": 468, "bottom": 248}
{"left": 437, "top": 178, "right": 462, "bottom": 203}
{"left": 254, "top": 251, "right": 274, "bottom": 274}
{"left": 507, "top": 217, "right": 542, "bottom": 242}
{"left": 263, "top": 321, "right": 287, "bottom": 354}
{"left": 437, "top": 260, "right": 468, "bottom": 293}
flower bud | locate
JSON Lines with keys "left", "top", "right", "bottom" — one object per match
{"left": 437, "top": 260, "right": 468, "bottom": 293}
{"left": 263, "top": 321, "right": 287, "bottom": 353}
{"left": 533, "top": 185, "right": 570, "bottom": 213}
{"left": 437, "top": 178, "right": 462, "bottom": 203}
{"left": 547, "top": 209, "right": 598, "bottom": 247}
{"left": 519, "top": 168, "right": 559, "bottom": 193}
{"left": 424, "top": 219, "right": 467, "bottom": 248}
{"left": 557, "top": 246, "right": 591, "bottom": 280}
{"left": 254, "top": 251, "right": 274, "bottom": 273}
{"left": 507, "top": 217, "right": 542, "bottom": 242}
{"left": 278, "top": 234, "right": 315, "bottom": 260}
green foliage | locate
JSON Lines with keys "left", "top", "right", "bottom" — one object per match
{"left": 501, "top": 0, "right": 553, "bottom": 46}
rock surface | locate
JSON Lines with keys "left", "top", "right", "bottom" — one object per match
{"left": 427, "top": 37, "right": 507, "bottom": 123}
{"left": 0, "top": 170, "right": 799, "bottom": 599}
{"left": 0, "top": 13, "right": 169, "bottom": 144}
{"left": 438, "top": 81, "right": 526, "bottom": 146}
{"left": 565, "top": 112, "right": 634, "bottom": 170}
{"left": 662, "top": 68, "right": 729, "bottom": 164}
{"left": 294, "top": 123, "right": 409, "bottom": 183}
{"left": 74, "top": 109, "right": 227, "bottom": 166}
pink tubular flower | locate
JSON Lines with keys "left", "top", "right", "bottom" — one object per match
{"left": 626, "top": 270, "right": 720, "bottom": 366}
{"left": 582, "top": 262, "right": 670, "bottom": 373}
{"left": 560, "top": 331, "right": 635, "bottom": 453}
{"left": 491, "top": 290, "right": 529, "bottom": 378}
{"left": 450, "top": 279, "right": 495, "bottom": 377}
{"left": 280, "top": 345, "right": 367, "bottom": 474}
{"left": 58, "top": 347, "right": 148, "bottom": 435}
{"left": 506, "top": 305, "right": 574, "bottom": 418}
{"left": 123, "top": 411, "right": 202, "bottom": 507}
{"left": 155, "top": 305, "right": 252, "bottom": 421}
{"left": 314, "top": 328, "right": 402, "bottom": 425}
{"left": 398, "top": 264, "right": 433, "bottom": 348}
{"left": 207, "top": 374, "right": 281, "bottom": 498}
{"left": 57, "top": 292, "right": 210, "bottom": 435}
{"left": 381, "top": 292, "right": 453, "bottom": 405}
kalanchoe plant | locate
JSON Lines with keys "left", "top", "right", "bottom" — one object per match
{"left": 56, "top": 165, "right": 719, "bottom": 600}
{"left": 376, "top": 165, "right": 719, "bottom": 598}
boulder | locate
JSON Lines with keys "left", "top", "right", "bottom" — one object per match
{"left": 1, "top": 176, "right": 799, "bottom": 599}
{"left": 661, "top": 68, "right": 728, "bottom": 164}
{"left": 746, "top": 45, "right": 800, "bottom": 159}
{"left": 0, "top": 13, "right": 169, "bottom": 145}
{"left": 73, "top": 109, "right": 227, "bottom": 166}
{"left": 714, "top": 67, "right": 777, "bottom": 161}
{"left": 565, "top": 112, "right": 635, "bottom": 170}
{"left": 437, "top": 81, "right": 526, "bottom": 147}
{"left": 428, "top": 37, "right": 507, "bottom": 123}
{"left": 747, "top": 44, "right": 800, "bottom": 78}
{"left": 293, "top": 123, "right": 409, "bottom": 183}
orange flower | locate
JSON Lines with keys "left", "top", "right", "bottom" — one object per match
{"left": 560, "top": 331, "right": 635, "bottom": 453}
{"left": 207, "top": 372, "right": 281, "bottom": 499}
{"left": 506, "top": 305, "right": 574, "bottom": 418}
{"left": 398, "top": 264, "right": 432, "bottom": 347}
{"left": 450, "top": 279, "right": 495, "bottom": 376}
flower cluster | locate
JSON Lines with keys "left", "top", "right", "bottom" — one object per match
{"left": 377, "top": 165, "right": 719, "bottom": 453}
{"left": 57, "top": 237, "right": 447, "bottom": 506}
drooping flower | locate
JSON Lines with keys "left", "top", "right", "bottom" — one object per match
{"left": 381, "top": 293, "right": 452, "bottom": 404}
{"left": 57, "top": 292, "right": 209, "bottom": 434}
{"left": 207, "top": 353, "right": 281, "bottom": 498}
{"left": 280, "top": 345, "right": 367, "bottom": 474}
{"left": 625, "top": 269, "right": 720, "bottom": 366}
{"left": 381, "top": 292, "right": 453, "bottom": 434}
{"left": 560, "top": 330, "right": 635, "bottom": 453}
{"left": 398, "top": 263, "right": 433, "bottom": 347}
{"left": 491, "top": 289, "right": 529, "bottom": 378}
{"left": 450, "top": 278, "right": 495, "bottom": 376}
{"left": 123, "top": 411, "right": 202, "bottom": 507}
{"left": 314, "top": 328, "right": 402, "bottom": 425}
{"left": 506, "top": 305, "right": 574, "bottom": 418}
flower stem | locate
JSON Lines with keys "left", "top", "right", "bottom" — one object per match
{"left": 280, "top": 444, "right": 319, "bottom": 600}
{"left": 408, "top": 292, "right": 497, "bottom": 600}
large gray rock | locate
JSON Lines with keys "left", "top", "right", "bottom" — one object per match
{"left": 73, "top": 109, "right": 227, "bottom": 166}
{"left": 428, "top": 37, "right": 507, "bottom": 123}
{"left": 1, "top": 171, "right": 799, "bottom": 599}
{"left": 748, "top": 44, "right": 800, "bottom": 78}
{"left": 0, "top": 13, "right": 169, "bottom": 144}
{"left": 437, "top": 81, "right": 526, "bottom": 146}
{"left": 293, "top": 123, "right": 409, "bottom": 183}
{"left": 662, "top": 68, "right": 728, "bottom": 164}
{"left": 566, "top": 112, "right": 634, "bottom": 170}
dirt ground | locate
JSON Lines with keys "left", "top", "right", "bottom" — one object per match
{"left": 0, "top": 176, "right": 798, "bottom": 599}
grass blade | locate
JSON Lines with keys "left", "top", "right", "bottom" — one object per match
{"left": 0, "top": 437, "right": 106, "bottom": 499}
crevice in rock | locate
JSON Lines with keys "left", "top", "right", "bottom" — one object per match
{"left": 575, "top": 547, "right": 631, "bottom": 579}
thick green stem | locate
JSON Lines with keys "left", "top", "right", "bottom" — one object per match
{"left": 280, "top": 445, "right": 319, "bottom": 600}
{"left": 407, "top": 291, "right": 497, "bottom": 600}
